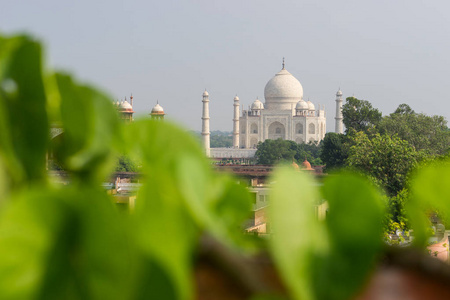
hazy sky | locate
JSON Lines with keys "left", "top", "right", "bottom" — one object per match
{"left": 2, "top": 0, "right": 450, "bottom": 132}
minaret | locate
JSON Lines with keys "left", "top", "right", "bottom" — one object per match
{"left": 201, "top": 90, "right": 210, "bottom": 156}
{"left": 233, "top": 95, "right": 240, "bottom": 148}
{"left": 335, "top": 88, "right": 344, "bottom": 134}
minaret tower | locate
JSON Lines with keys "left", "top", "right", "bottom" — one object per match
{"left": 335, "top": 88, "right": 344, "bottom": 134}
{"left": 233, "top": 95, "right": 240, "bottom": 148}
{"left": 201, "top": 90, "right": 211, "bottom": 156}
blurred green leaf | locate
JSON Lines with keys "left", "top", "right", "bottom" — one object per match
{"left": 0, "top": 187, "right": 134, "bottom": 300}
{"left": 52, "top": 73, "right": 120, "bottom": 182}
{"left": 0, "top": 35, "right": 48, "bottom": 187}
{"left": 178, "top": 155, "right": 254, "bottom": 249}
{"left": 128, "top": 120, "right": 202, "bottom": 300}
{"left": 319, "top": 173, "right": 385, "bottom": 300}
{"left": 408, "top": 159, "right": 450, "bottom": 246}
{"left": 269, "top": 166, "right": 329, "bottom": 300}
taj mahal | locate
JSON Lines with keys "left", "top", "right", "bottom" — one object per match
{"left": 202, "top": 60, "right": 344, "bottom": 159}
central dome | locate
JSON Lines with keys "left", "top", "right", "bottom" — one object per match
{"left": 264, "top": 68, "right": 303, "bottom": 110}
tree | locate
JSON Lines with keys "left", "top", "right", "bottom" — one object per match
{"left": 255, "top": 139, "right": 296, "bottom": 164}
{"left": 342, "top": 97, "right": 382, "bottom": 133}
{"left": 378, "top": 104, "right": 450, "bottom": 155}
{"left": 295, "top": 141, "right": 323, "bottom": 165}
{"left": 346, "top": 132, "right": 423, "bottom": 196}
{"left": 320, "top": 132, "right": 349, "bottom": 171}
{"left": 115, "top": 155, "right": 138, "bottom": 172}
{"left": 210, "top": 131, "right": 233, "bottom": 147}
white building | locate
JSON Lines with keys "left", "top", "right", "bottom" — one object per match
{"left": 202, "top": 60, "right": 343, "bottom": 159}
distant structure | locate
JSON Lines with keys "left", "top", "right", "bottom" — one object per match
{"left": 150, "top": 101, "right": 166, "bottom": 120}
{"left": 115, "top": 95, "right": 134, "bottom": 122}
{"left": 202, "top": 60, "right": 342, "bottom": 159}
{"left": 201, "top": 90, "right": 211, "bottom": 157}
{"left": 233, "top": 95, "right": 240, "bottom": 148}
{"left": 335, "top": 89, "right": 344, "bottom": 134}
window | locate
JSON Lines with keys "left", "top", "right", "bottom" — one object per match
{"left": 250, "top": 123, "right": 258, "bottom": 134}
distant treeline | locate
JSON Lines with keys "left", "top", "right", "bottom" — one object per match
{"left": 191, "top": 130, "right": 233, "bottom": 148}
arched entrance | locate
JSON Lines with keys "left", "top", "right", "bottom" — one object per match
{"left": 268, "top": 121, "right": 285, "bottom": 140}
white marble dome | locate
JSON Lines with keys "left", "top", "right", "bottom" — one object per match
{"left": 203, "top": 90, "right": 209, "bottom": 97}
{"left": 296, "top": 99, "right": 309, "bottom": 110}
{"left": 336, "top": 89, "right": 343, "bottom": 96}
{"left": 251, "top": 99, "right": 264, "bottom": 110}
{"left": 151, "top": 103, "right": 164, "bottom": 113}
{"left": 307, "top": 100, "right": 315, "bottom": 111}
{"left": 264, "top": 68, "right": 303, "bottom": 110}
{"left": 120, "top": 100, "right": 133, "bottom": 111}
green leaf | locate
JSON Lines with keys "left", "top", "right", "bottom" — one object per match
{"left": 0, "top": 34, "right": 48, "bottom": 187}
{"left": 319, "top": 173, "right": 385, "bottom": 300}
{"left": 178, "top": 154, "right": 254, "bottom": 250}
{"left": 52, "top": 73, "right": 120, "bottom": 182}
{"left": 268, "top": 166, "right": 328, "bottom": 300}
{"left": 0, "top": 187, "right": 134, "bottom": 300}
{"left": 409, "top": 159, "right": 450, "bottom": 246}
{"left": 127, "top": 120, "right": 203, "bottom": 299}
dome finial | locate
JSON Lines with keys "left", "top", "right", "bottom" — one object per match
{"left": 282, "top": 57, "right": 285, "bottom": 69}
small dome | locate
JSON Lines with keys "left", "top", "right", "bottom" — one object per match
{"left": 336, "top": 89, "right": 343, "bottom": 96}
{"left": 234, "top": 95, "right": 239, "bottom": 101}
{"left": 151, "top": 103, "right": 164, "bottom": 114}
{"left": 203, "top": 90, "right": 209, "bottom": 96}
{"left": 292, "top": 160, "right": 300, "bottom": 170}
{"left": 296, "top": 99, "right": 309, "bottom": 110}
{"left": 251, "top": 99, "right": 264, "bottom": 110}
{"left": 120, "top": 100, "right": 133, "bottom": 111}
{"left": 307, "top": 100, "right": 315, "bottom": 111}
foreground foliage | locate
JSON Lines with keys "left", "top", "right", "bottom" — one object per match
{"left": 1, "top": 34, "right": 449, "bottom": 300}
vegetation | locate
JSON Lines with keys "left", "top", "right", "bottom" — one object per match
{"left": 341, "top": 96, "right": 382, "bottom": 133}
{"left": 210, "top": 130, "right": 233, "bottom": 147}
{"left": 191, "top": 130, "right": 233, "bottom": 148}
{"left": 320, "top": 132, "right": 349, "bottom": 171}
{"left": 1, "top": 33, "right": 450, "bottom": 300}
{"left": 346, "top": 132, "right": 423, "bottom": 196}
{"left": 255, "top": 139, "right": 322, "bottom": 165}
{"left": 321, "top": 98, "right": 450, "bottom": 234}
{"left": 378, "top": 104, "right": 450, "bottom": 155}
{"left": 115, "top": 155, "right": 139, "bottom": 172}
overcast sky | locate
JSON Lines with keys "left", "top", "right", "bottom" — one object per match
{"left": 2, "top": 0, "right": 450, "bottom": 132}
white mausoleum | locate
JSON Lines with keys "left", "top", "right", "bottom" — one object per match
{"left": 202, "top": 60, "right": 343, "bottom": 158}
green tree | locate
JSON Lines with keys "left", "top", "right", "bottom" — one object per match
{"left": 346, "top": 132, "right": 423, "bottom": 196}
{"left": 115, "top": 155, "right": 138, "bottom": 172}
{"left": 320, "top": 132, "right": 349, "bottom": 171}
{"left": 378, "top": 104, "right": 450, "bottom": 155}
{"left": 255, "top": 139, "right": 296, "bottom": 164}
{"left": 342, "top": 97, "right": 382, "bottom": 133}
{"left": 388, "top": 189, "right": 409, "bottom": 225}
{"left": 296, "top": 141, "right": 323, "bottom": 165}
{"left": 210, "top": 131, "right": 233, "bottom": 147}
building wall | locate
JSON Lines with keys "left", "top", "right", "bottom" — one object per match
{"left": 238, "top": 109, "right": 326, "bottom": 149}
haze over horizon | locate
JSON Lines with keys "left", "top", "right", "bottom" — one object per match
{"left": 2, "top": 0, "right": 449, "bottom": 132}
